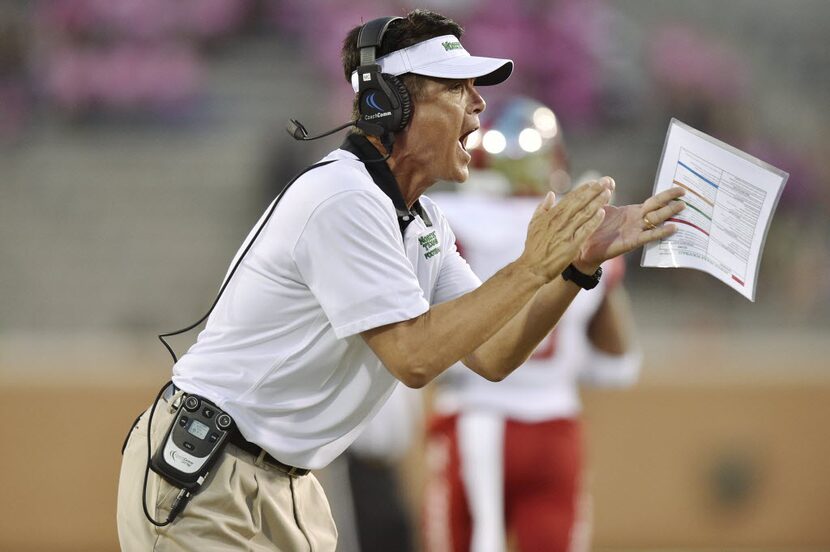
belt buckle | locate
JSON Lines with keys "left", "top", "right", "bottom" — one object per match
{"left": 284, "top": 465, "right": 303, "bottom": 477}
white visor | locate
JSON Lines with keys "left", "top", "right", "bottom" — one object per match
{"left": 350, "top": 34, "right": 513, "bottom": 92}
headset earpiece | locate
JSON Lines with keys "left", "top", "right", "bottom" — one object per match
{"left": 383, "top": 74, "right": 411, "bottom": 131}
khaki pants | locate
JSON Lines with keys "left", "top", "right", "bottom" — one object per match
{"left": 117, "top": 395, "right": 337, "bottom": 551}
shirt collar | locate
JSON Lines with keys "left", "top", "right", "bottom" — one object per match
{"left": 340, "top": 133, "right": 432, "bottom": 234}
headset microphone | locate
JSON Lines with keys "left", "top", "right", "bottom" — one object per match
{"left": 286, "top": 118, "right": 357, "bottom": 141}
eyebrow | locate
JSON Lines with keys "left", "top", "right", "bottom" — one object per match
{"left": 422, "top": 76, "right": 464, "bottom": 86}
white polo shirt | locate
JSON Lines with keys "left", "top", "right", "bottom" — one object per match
{"left": 172, "top": 136, "right": 480, "bottom": 470}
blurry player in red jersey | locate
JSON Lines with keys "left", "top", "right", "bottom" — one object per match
{"left": 424, "top": 97, "right": 642, "bottom": 552}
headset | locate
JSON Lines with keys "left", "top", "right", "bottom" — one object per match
{"left": 287, "top": 16, "right": 412, "bottom": 152}
{"left": 353, "top": 16, "right": 412, "bottom": 140}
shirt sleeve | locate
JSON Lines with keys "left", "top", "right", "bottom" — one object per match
{"left": 431, "top": 210, "right": 481, "bottom": 305}
{"left": 292, "top": 190, "right": 430, "bottom": 339}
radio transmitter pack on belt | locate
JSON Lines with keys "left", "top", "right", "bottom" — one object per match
{"left": 128, "top": 388, "right": 236, "bottom": 527}
{"left": 150, "top": 394, "right": 234, "bottom": 491}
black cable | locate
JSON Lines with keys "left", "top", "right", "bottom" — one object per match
{"left": 363, "top": 132, "right": 394, "bottom": 164}
{"left": 140, "top": 161, "right": 336, "bottom": 527}
{"left": 157, "top": 181, "right": 288, "bottom": 363}
{"left": 145, "top": 158, "right": 353, "bottom": 527}
{"left": 142, "top": 380, "right": 182, "bottom": 526}
{"left": 147, "top": 206, "right": 281, "bottom": 522}
{"left": 363, "top": 150, "right": 392, "bottom": 163}
{"left": 157, "top": 159, "right": 335, "bottom": 364}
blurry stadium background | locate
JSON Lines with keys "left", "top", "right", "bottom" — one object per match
{"left": 1, "top": 1, "right": 828, "bottom": 550}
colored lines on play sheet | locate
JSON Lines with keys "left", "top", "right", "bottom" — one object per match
{"left": 668, "top": 214, "right": 709, "bottom": 237}
{"left": 669, "top": 148, "right": 721, "bottom": 238}
{"left": 670, "top": 198, "right": 712, "bottom": 236}
{"left": 666, "top": 146, "right": 769, "bottom": 287}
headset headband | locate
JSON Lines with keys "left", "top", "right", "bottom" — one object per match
{"left": 356, "top": 16, "right": 403, "bottom": 66}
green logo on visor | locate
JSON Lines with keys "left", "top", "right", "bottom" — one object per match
{"left": 442, "top": 41, "right": 463, "bottom": 52}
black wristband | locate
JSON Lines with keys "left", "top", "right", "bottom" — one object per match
{"left": 561, "top": 263, "right": 603, "bottom": 290}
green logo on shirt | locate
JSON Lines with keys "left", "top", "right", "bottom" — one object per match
{"left": 418, "top": 231, "right": 441, "bottom": 259}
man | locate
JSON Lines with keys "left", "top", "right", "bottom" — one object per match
{"left": 117, "top": 9, "right": 684, "bottom": 551}
{"left": 425, "top": 97, "right": 642, "bottom": 552}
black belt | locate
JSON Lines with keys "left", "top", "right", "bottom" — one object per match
{"left": 226, "top": 429, "right": 310, "bottom": 477}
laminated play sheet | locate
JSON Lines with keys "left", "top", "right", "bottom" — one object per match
{"left": 641, "top": 119, "right": 788, "bottom": 301}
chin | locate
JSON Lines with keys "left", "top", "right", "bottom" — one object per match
{"left": 447, "top": 164, "right": 470, "bottom": 184}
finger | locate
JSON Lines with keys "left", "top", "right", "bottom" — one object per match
{"left": 573, "top": 206, "right": 606, "bottom": 243}
{"left": 532, "top": 191, "right": 557, "bottom": 220}
{"left": 530, "top": 192, "right": 555, "bottom": 224}
{"left": 644, "top": 199, "right": 685, "bottom": 227}
{"left": 600, "top": 176, "right": 615, "bottom": 193}
{"left": 636, "top": 223, "right": 678, "bottom": 247}
{"left": 550, "top": 190, "right": 611, "bottom": 243}
{"left": 555, "top": 179, "right": 607, "bottom": 215}
{"left": 641, "top": 186, "right": 685, "bottom": 213}
{"left": 561, "top": 188, "right": 611, "bottom": 236}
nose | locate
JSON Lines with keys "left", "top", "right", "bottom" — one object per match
{"left": 468, "top": 82, "right": 486, "bottom": 115}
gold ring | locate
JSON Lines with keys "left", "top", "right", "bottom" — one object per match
{"left": 643, "top": 216, "right": 657, "bottom": 230}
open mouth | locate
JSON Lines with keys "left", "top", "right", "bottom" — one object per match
{"left": 459, "top": 128, "right": 478, "bottom": 151}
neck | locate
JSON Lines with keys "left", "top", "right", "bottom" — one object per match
{"left": 367, "top": 135, "right": 435, "bottom": 209}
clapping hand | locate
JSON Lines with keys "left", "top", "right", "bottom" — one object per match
{"left": 575, "top": 182, "right": 686, "bottom": 272}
